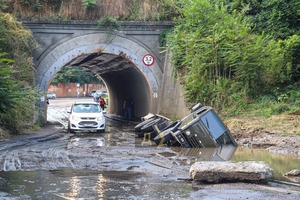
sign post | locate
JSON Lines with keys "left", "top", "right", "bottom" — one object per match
{"left": 143, "top": 54, "right": 154, "bottom": 66}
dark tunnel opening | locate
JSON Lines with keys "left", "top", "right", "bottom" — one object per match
{"left": 61, "top": 52, "right": 152, "bottom": 119}
{"left": 101, "top": 67, "right": 151, "bottom": 119}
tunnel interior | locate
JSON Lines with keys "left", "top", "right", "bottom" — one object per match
{"left": 60, "top": 52, "right": 151, "bottom": 119}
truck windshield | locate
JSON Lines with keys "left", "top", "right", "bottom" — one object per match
{"left": 200, "top": 110, "right": 227, "bottom": 139}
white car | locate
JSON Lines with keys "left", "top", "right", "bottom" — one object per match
{"left": 47, "top": 92, "right": 56, "bottom": 99}
{"left": 89, "top": 90, "right": 102, "bottom": 97}
{"left": 67, "top": 102, "right": 106, "bottom": 133}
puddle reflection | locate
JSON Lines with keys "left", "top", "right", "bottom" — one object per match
{"left": 231, "top": 146, "right": 300, "bottom": 183}
{"left": 0, "top": 170, "right": 191, "bottom": 200}
{"left": 172, "top": 145, "right": 237, "bottom": 161}
{"left": 0, "top": 144, "right": 299, "bottom": 200}
{"left": 165, "top": 144, "right": 300, "bottom": 184}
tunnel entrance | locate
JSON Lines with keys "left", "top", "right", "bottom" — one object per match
{"left": 47, "top": 52, "right": 151, "bottom": 120}
{"left": 36, "top": 32, "right": 162, "bottom": 123}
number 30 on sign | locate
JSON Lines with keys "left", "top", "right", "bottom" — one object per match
{"left": 143, "top": 54, "right": 154, "bottom": 66}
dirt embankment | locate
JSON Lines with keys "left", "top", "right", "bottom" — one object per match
{"left": 225, "top": 114, "right": 300, "bottom": 157}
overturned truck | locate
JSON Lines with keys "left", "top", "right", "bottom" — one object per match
{"left": 134, "top": 103, "right": 237, "bottom": 148}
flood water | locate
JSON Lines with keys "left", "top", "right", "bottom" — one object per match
{"left": 0, "top": 170, "right": 193, "bottom": 200}
{"left": 0, "top": 138, "right": 299, "bottom": 199}
{"left": 232, "top": 146, "right": 300, "bottom": 183}
{"left": 0, "top": 98, "right": 299, "bottom": 199}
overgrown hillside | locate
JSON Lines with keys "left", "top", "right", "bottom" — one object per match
{"left": 167, "top": 0, "right": 300, "bottom": 118}
{"left": 0, "top": 0, "right": 179, "bottom": 21}
{"left": 0, "top": 12, "right": 39, "bottom": 137}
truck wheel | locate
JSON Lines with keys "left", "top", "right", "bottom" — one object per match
{"left": 141, "top": 118, "right": 162, "bottom": 133}
{"left": 134, "top": 117, "right": 157, "bottom": 132}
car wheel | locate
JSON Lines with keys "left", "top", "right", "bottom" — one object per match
{"left": 97, "top": 128, "right": 105, "bottom": 133}
{"left": 67, "top": 123, "right": 75, "bottom": 133}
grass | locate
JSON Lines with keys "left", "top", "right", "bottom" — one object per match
{"left": 220, "top": 94, "right": 300, "bottom": 137}
{"left": 225, "top": 114, "right": 300, "bottom": 136}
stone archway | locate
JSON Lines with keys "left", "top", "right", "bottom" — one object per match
{"left": 35, "top": 33, "right": 163, "bottom": 121}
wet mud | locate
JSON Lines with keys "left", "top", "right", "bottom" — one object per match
{"left": 0, "top": 98, "right": 299, "bottom": 199}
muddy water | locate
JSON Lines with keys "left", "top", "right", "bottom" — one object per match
{"left": 0, "top": 170, "right": 192, "bottom": 200}
{"left": 232, "top": 146, "right": 300, "bottom": 183}
{"left": 0, "top": 122, "right": 299, "bottom": 200}
{"left": 0, "top": 99, "right": 299, "bottom": 199}
{"left": 0, "top": 118, "right": 194, "bottom": 199}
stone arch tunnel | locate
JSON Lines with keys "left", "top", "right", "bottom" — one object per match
{"left": 37, "top": 33, "right": 160, "bottom": 120}
{"left": 24, "top": 21, "right": 189, "bottom": 122}
{"left": 64, "top": 51, "right": 152, "bottom": 118}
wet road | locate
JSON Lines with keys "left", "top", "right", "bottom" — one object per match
{"left": 0, "top": 98, "right": 196, "bottom": 199}
{"left": 0, "top": 98, "right": 300, "bottom": 199}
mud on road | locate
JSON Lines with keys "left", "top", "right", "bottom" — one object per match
{"left": 0, "top": 98, "right": 299, "bottom": 199}
{"left": 1, "top": 123, "right": 300, "bottom": 200}
{"left": 0, "top": 119, "right": 191, "bottom": 177}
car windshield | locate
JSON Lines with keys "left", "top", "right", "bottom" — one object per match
{"left": 72, "top": 104, "right": 101, "bottom": 113}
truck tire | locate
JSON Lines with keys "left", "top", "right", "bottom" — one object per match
{"left": 140, "top": 118, "right": 162, "bottom": 133}
{"left": 134, "top": 117, "right": 157, "bottom": 132}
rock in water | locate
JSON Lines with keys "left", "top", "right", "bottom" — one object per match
{"left": 190, "top": 161, "right": 273, "bottom": 183}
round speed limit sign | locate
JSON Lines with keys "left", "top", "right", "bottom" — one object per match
{"left": 143, "top": 54, "right": 154, "bottom": 66}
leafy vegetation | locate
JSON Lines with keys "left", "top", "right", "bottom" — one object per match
{"left": 51, "top": 66, "right": 104, "bottom": 85}
{"left": 166, "top": 0, "right": 300, "bottom": 116}
{"left": 0, "top": 12, "right": 39, "bottom": 136}
{"left": 82, "top": 0, "right": 97, "bottom": 10}
{"left": 1, "top": 0, "right": 180, "bottom": 21}
{"left": 97, "top": 16, "right": 122, "bottom": 39}
{"left": 227, "top": 0, "right": 300, "bottom": 40}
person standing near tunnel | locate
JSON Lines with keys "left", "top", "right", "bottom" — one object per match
{"left": 123, "top": 97, "right": 134, "bottom": 121}
{"left": 99, "top": 95, "right": 106, "bottom": 111}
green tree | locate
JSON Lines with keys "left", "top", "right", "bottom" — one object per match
{"left": 167, "top": 0, "right": 275, "bottom": 111}
{"left": 51, "top": 66, "right": 104, "bottom": 85}
{"left": 227, "top": 0, "right": 300, "bottom": 40}
{"left": 0, "top": 12, "right": 38, "bottom": 135}
{"left": 0, "top": 51, "right": 38, "bottom": 135}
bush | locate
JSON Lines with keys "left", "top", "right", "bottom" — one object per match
{"left": 0, "top": 12, "right": 38, "bottom": 135}
{"left": 82, "top": 0, "right": 97, "bottom": 10}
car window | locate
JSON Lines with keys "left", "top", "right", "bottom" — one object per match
{"left": 73, "top": 104, "right": 101, "bottom": 113}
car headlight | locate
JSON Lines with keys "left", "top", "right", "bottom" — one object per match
{"left": 96, "top": 116, "right": 103, "bottom": 121}
{"left": 72, "top": 116, "right": 81, "bottom": 121}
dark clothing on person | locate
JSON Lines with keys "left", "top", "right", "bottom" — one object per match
{"left": 123, "top": 97, "right": 133, "bottom": 120}
{"left": 94, "top": 94, "right": 100, "bottom": 103}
